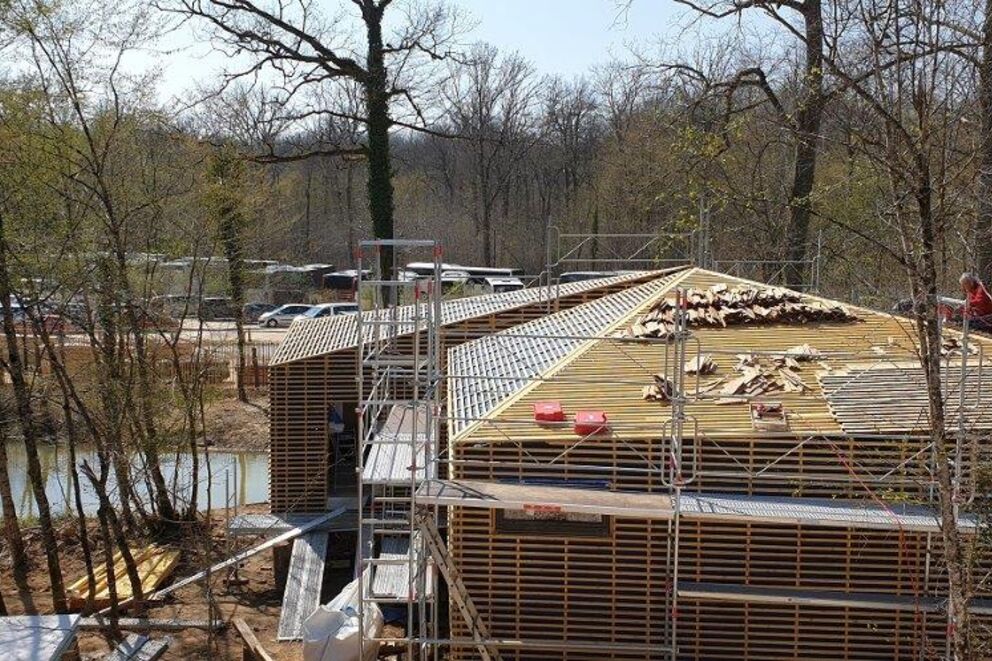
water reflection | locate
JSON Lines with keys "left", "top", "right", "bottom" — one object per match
{"left": 3, "top": 442, "right": 268, "bottom": 519}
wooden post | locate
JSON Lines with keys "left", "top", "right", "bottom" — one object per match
{"left": 234, "top": 618, "right": 275, "bottom": 661}
{"left": 251, "top": 346, "right": 259, "bottom": 389}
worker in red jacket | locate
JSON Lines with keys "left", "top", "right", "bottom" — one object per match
{"left": 959, "top": 272, "right": 992, "bottom": 329}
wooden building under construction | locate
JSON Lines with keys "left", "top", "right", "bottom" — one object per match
{"left": 426, "top": 266, "right": 992, "bottom": 660}
{"left": 266, "top": 271, "right": 669, "bottom": 513}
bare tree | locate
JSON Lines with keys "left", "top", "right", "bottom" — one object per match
{"left": 205, "top": 145, "right": 251, "bottom": 402}
{"left": 667, "top": 0, "right": 826, "bottom": 285}
{"left": 442, "top": 44, "right": 541, "bottom": 265}
{"left": 819, "top": 0, "right": 979, "bottom": 655}
{"left": 167, "top": 0, "right": 462, "bottom": 277}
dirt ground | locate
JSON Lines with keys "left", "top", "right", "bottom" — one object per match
{"left": 0, "top": 503, "right": 368, "bottom": 660}
{"left": 202, "top": 393, "right": 270, "bottom": 452}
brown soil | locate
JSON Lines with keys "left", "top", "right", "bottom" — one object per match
{"left": 203, "top": 393, "right": 270, "bottom": 452}
{"left": 0, "top": 503, "right": 358, "bottom": 660}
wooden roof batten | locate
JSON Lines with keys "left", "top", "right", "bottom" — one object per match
{"left": 449, "top": 266, "right": 992, "bottom": 445}
{"left": 270, "top": 268, "right": 681, "bottom": 365}
{"left": 446, "top": 267, "right": 694, "bottom": 440}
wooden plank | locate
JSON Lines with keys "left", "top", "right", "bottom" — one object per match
{"left": 79, "top": 617, "right": 223, "bottom": 632}
{"left": 233, "top": 618, "right": 275, "bottom": 661}
{"left": 418, "top": 479, "right": 675, "bottom": 519}
{"left": 277, "top": 530, "right": 329, "bottom": 641}
{"left": 105, "top": 506, "right": 346, "bottom": 613}
{"left": 102, "top": 633, "right": 169, "bottom": 661}
{"left": 678, "top": 581, "right": 944, "bottom": 612}
{"left": 102, "top": 633, "right": 148, "bottom": 661}
{"left": 0, "top": 615, "right": 79, "bottom": 661}
{"left": 67, "top": 545, "right": 180, "bottom": 610}
{"left": 130, "top": 637, "right": 169, "bottom": 661}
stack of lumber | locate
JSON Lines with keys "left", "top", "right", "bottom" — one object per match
{"left": 626, "top": 285, "right": 858, "bottom": 340}
{"left": 771, "top": 343, "right": 822, "bottom": 369}
{"left": 67, "top": 545, "right": 180, "bottom": 610}
{"left": 711, "top": 368, "right": 807, "bottom": 403}
{"left": 713, "top": 353, "right": 812, "bottom": 402}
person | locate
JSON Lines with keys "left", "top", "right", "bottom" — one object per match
{"left": 958, "top": 272, "right": 992, "bottom": 330}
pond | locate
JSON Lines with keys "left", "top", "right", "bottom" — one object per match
{"left": 3, "top": 441, "right": 269, "bottom": 519}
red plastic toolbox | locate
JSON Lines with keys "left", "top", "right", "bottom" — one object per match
{"left": 533, "top": 401, "right": 565, "bottom": 423}
{"left": 574, "top": 410, "right": 608, "bottom": 435}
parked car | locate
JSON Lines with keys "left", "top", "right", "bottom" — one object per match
{"left": 199, "top": 297, "right": 238, "bottom": 321}
{"left": 481, "top": 276, "right": 525, "bottom": 293}
{"left": 242, "top": 302, "right": 279, "bottom": 323}
{"left": 299, "top": 302, "right": 360, "bottom": 320}
{"left": 257, "top": 303, "right": 314, "bottom": 327}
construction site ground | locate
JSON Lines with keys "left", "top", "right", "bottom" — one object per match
{"left": 0, "top": 503, "right": 385, "bottom": 660}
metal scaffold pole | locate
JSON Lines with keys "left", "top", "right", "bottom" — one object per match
{"left": 356, "top": 239, "right": 442, "bottom": 660}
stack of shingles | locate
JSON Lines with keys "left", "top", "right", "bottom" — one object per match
{"left": 643, "top": 354, "right": 716, "bottom": 401}
{"left": 642, "top": 374, "right": 675, "bottom": 402}
{"left": 713, "top": 344, "right": 819, "bottom": 403}
{"left": 626, "top": 284, "right": 858, "bottom": 341}
{"left": 941, "top": 336, "right": 978, "bottom": 357}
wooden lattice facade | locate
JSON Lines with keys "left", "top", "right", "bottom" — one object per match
{"left": 267, "top": 272, "right": 666, "bottom": 513}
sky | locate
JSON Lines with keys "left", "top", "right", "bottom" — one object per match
{"left": 154, "top": 0, "right": 691, "bottom": 101}
{"left": 454, "top": 0, "right": 682, "bottom": 75}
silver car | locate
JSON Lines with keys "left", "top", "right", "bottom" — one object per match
{"left": 257, "top": 303, "right": 314, "bottom": 327}
{"left": 299, "top": 302, "right": 360, "bottom": 319}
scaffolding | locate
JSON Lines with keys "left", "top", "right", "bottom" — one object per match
{"left": 356, "top": 239, "right": 442, "bottom": 660}
{"left": 351, "top": 255, "right": 986, "bottom": 659}
{"left": 541, "top": 223, "right": 823, "bottom": 296}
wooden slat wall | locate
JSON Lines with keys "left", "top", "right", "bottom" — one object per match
{"left": 448, "top": 505, "right": 983, "bottom": 660}
{"left": 269, "top": 279, "right": 649, "bottom": 513}
{"left": 450, "top": 509, "right": 671, "bottom": 660}
{"left": 451, "top": 608, "right": 948, "bottom": 660}
{"left": 454, "top": 434, "right": 937, "bottom": 499}
{"left": 676, "top": 603, "right": 946, "bottom": 661}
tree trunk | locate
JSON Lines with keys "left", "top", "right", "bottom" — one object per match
{"left": 909, "top": 166, "right": 972, "bottom": 659}
{"left": 112, "top": 247, "right": 176, "bottom": 523}
{"left": 363, "top": 2, "right": 395, "bottom": 285}
{"left": 783, "top": 0, "right": 825, "bottom": 288}
{"left": 81, "top": 460, "right": 146, "bottom": 612}
{"left": 304, "top": 167, "right": 314, "bottom": 262}
{"left": 0, "top": 423, "right": 35, "bottom": 613}
{"left": 346, "top": 163, "right": 356, "bottom": 267}
{"left": 59, "top": 360, "right": 98, "bottom": 612}
{"left": 977, "top": 0, "right": 992, "bottom": 279}
{"left": 221, "top": 211, "right": 248, "bottom": 404}
{"left": 0, "top": 212, "right": 67, "bottom": 613}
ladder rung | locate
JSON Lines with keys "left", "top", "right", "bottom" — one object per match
{"left": 363, "top": 558, "right": 415, "bottom": 567}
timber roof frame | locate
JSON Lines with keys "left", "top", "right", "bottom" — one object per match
{"left": 446, "top": 267, "right": 692, "bottom": 439}
{"left": 448, "top": 266, "right": 992, "bottom": 444}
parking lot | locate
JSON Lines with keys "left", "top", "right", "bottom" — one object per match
{"left": 176, "top": 320, "right": 289, "bottom": 344}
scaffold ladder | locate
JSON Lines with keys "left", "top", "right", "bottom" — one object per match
{"left": 356, "top": 239, "right": 443, "bottom": 661}
{"left": 416, "top": 509, "right": 503, "bottom": 661}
